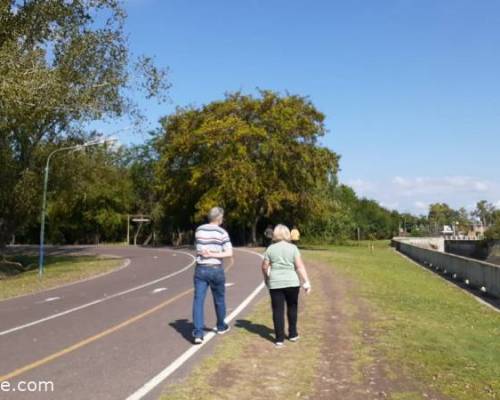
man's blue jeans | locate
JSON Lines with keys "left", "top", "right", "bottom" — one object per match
{"left": 192, "top": 265, "right": 227, "bottom": 338}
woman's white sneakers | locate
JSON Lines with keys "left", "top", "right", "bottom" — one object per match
{"left": 275, "top": 335, "right": 300, "bottom": 347}
{"left": 193, "top": 337, "right": 203, "bottom": 345}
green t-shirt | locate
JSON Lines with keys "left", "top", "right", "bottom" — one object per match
{"left": 264, "top": 241, "right": 301, "bottom": 289}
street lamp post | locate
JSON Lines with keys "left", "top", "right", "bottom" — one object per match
{"left": 38, "top": 138, "right": 115, "bottom": 278}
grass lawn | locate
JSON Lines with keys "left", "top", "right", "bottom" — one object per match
{"left": 308, "top": 243, "right": 500, "bottom": 400}
{"left": 160, "top": 242, "right": 499, "bottom": 400}
{"left": 0, "top": 254, "right": 123, "bottom": 300}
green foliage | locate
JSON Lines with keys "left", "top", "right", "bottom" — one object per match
{"left": 472, "top": 200, "right": 496, "bottom": 228}
{"left": 0, "top": 0, "right": 168, "bottom": 247}
{"left": 155, "top": 90, "right": 339, "bottom": 243}
{"left": 353, "top": 198, "right": 399, "bottom": 239}
{"left": 301, "top": 184, "right": 355, "bottom": 243}
{"left": 428, "top": 203, "right": 457, "bottom": 228}
{"left": 456, "top": 207, "right": 472, "bottom": 233}
{"left": 46, "top": 144, "right": 133, "bottom": 244}
{"left": 485, "top": 212, "right": 500, "bottom": 240}
{"left": 124, "top": 139, "right": 160, "bottom": 215}
{"left": 302, "top": 184, "right": 403, "bottom": 243}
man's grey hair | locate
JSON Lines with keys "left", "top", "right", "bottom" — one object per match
{"left": 208, "top": 207, "right": 224, "bottom": 222}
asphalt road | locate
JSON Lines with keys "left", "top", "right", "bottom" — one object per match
{"left": 0, "top": 246, "right": 265, "bottom": 400}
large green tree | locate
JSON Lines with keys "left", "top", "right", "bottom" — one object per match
{"left": 45, "top": 143, "right": 133, "bottom": 244}
{"left": 428, "top": 203, "right": 457, "bottom": 232}
{"left": 353, "top": 198, "right": 398, "bottom": 239}
{"left": 0, "top": 0, "right": 168, "bottom": 247}
{"left": 484, "top": 208, "right": 500, "bottom": 240}
{"left": 156, "top": 91, "right": 339, "bottom": 243}
{"left": 301, "top": 184, "right": 357, "bottom": 243}
{"left": 472, "top": 200, "right": 496, "bottom": 228}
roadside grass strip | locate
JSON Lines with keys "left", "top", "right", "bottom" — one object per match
{"left": 160, "top": 244, "right": 499, "bottom": 400}
{"left": 0, "top": 255, "right": 123, "bottom": 300}
{"left": 309, "top": 244, "right": 500, "bottom": 400}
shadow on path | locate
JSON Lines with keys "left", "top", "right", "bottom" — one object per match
{"left": 235, "top": 319, "right": 274, "bottom": 342}
{"left": 169, "top": 319, "right": 217, "bottom": 343}
{"left": 169, "top": 319, "right": 194, "bottom": 343}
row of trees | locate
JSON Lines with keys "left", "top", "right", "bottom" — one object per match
{"left": 2, "top": 2, "right": 498, "bottom": 248}
{"left": 5, "top": 91, "right": 500, "bottom": 246}
{"left": 0, "top": 0, "right": 167, "bottom": 248}
{"left": 426, "top": 201, "right": 500, "bottom": 240}
{"left": 4, "top": 86, "right": 416, "bottom": 246}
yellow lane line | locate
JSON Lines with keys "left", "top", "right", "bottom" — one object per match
{"left": 0, "top": 261, "right": 235, "bottom": 382}
{"left": 0, "top": 288, "right": 193, "bottom": 382}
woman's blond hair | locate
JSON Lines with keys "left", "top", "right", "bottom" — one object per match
{"left": 272, "top": 224, "right": 291, "bottom": 242}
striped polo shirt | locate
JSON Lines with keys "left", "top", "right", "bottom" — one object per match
{"left": 195, "top": 223, "right": 232, "bottom": 266}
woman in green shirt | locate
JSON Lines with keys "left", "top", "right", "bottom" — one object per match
{"left": 261, "top": 224, "right": 311, "bottom": 347}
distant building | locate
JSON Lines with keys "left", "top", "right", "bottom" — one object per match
{"left": 467, "top": 224, "right": 486, "bottom": 240}
{"left": 441, "top": 225, "right": 453, "bottom": 237}
{"left": 441, "top": 224, "right": 485, "bottom": 240}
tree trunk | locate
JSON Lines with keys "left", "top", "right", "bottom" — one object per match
{"left": 251, "top": 216, "right": 260, "bottom": 245}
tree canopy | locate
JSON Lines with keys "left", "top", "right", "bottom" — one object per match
{"left": 2, "top": 0, "right": 497, "bottom": 252}
{"left": 155, "top": 90, "right": 339, "bottom": 243}
{"left": 0, "top": 0, "right": 168, "bottom": 247}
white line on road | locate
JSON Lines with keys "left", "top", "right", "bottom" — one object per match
{"left": 224, "top": 282, "right": 235, "bottom": 287}
{"left": 35, "top": 296, "right": 61, "bottom": 304}
{"left": 126, "top": 249, "right": 264, "bottom": 400}
{"left": 0, "top": 250, "right": 196, "bottom": 336}
{"left": 152, "top": 288, "right": 168, "bottom": 294}
{"left": 44, "top": 297, "right": 60, "bottom": 303}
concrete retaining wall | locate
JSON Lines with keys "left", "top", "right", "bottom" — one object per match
{"left": 393, "top": 239, "right": 500, "bottom": 299}
{"left": 445, "top": 240, "right": 482, "bottom": 258}
{"left": 393, "top": 236, "right": 445, "bottom": 252}
{"left": 445, "top": 240, "right": 500, "bottom": 266}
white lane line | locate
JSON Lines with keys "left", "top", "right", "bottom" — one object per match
{"left": 152, "top": 288, "right": 168, "bottom": 294}
{"left": 224, "top": 282, "right": 235, "bottom": 287}
{"left": 126, "top": 249, "right": 264, "bottom": 400}
{"left": 44, "top": 297, "right": 60, "bottom": 303}
{"left": 35, "top": 296, "right": 61, "bottom": 304}
{"left": 0, "top": 250, "right": 196, "bottom": 337}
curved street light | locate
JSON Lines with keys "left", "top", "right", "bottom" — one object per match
{"left": 38, "top": 137, "right": 117, "bottom": 277}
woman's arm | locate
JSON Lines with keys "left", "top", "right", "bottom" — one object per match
{"left": 261, "top": 259, "right": 271, "bottom": 282}
{"left": 295, "top": 254, "right": 311, "bottom": 293}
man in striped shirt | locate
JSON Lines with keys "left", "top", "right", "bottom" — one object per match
{"left": 192, "top": 207, "right": 233, "bottom": 344}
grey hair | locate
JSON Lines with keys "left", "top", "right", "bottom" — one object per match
{"left": 208, "top": 207, "right": 224, "bottom": 222}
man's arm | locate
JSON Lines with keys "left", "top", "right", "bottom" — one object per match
{"left": 202, "top": 248, "right": 233, "bottom": 258}
{"left": 202, "top": 235, "right": 233, "bottom": 259}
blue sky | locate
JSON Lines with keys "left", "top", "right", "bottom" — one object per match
{"left": 101, "top": 0, "right": 500, "bottom": 214}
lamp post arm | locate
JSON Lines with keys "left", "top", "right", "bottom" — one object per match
{"left": 38, "top": 144, "right": 89, "bottom": 278}
{"left": 38, "top": 140, "right": 114, "bottom": 278}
